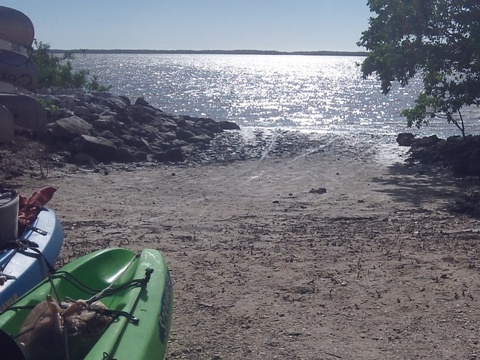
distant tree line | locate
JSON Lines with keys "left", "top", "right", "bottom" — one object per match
{"left": 48, "top": 49, "right": 368, "bottom": 57}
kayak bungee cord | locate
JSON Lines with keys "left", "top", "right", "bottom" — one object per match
{"left": 102, "top": 351, "right": 118, "bottom": 360}
{"left": 101, "top": 267, "right": 155, "bottom": 359}
{"left": 0, "top": 240, "right": 34, "bottom": 278}
{"left": 0, "top": 238, "right": 56, "bottom": 286}
{"left": 85, "top": 267, "right": 153, "bottom": 303}
{"left": 2, "top": 255, "right": 149, "bottom": 314}
{"left": 49, "top": 271, "right": 109, "bottom": 296}
{"left": 39, "top": 267, "right": 154, "bottom": 302}
{"left": 0, "top": 241, "right": 19, "bottom": 285}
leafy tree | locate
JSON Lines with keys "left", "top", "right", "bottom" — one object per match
{"left": 357, "top": 0, "right": 480, "bottom": 137}
{"left": 28, "top": 41, "right": 111, "bottom": 91}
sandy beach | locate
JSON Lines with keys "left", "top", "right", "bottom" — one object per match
{"left": 10, "top": 135, "right": 480, "bottom": 360}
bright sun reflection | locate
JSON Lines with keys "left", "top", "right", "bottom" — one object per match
{"left": 71, "top": 53, "right": 479, "bottom": 138}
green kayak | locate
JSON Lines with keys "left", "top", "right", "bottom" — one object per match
{"left": 0, "top": 248, "right": 173, "bottom": 360}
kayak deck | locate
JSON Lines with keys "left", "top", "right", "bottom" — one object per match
{"left": 0, "top": 248, "right": 173, "bottom": 360}
{"left": 0, "top": 208, "right": 64, "bottom": 311}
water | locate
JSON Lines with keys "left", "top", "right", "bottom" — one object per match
{"left": 72, "top": 53, "right": 480, "bottom": 143}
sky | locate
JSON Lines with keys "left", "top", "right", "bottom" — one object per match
{"left": 1, "top": 1, "right": 373, "bottom": 52}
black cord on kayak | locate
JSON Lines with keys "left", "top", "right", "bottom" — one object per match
{"left": 1, "top": 238, "right": 56, "bottom": 275}
{"left": 0, "top": 304, "right": 35, "bottom": 315}
{"left": 102, "top": 352, "right": 118, "bottom": 360}
{"left": 0, "top": 240, "right": 21, "bottom": 252}
{"left": 93, "top": 308, "right": 140, "bottom": 324}
{"left": 85, "top": 268, "right": 154, "bottom": 303}
{"left": 3, "top": 268, "right": 156, "bottom": 315}
{"left": 47, "top": 273, "right": 62, "bottom": 305}
{"left": 54, "top": 268, "right": 155, "bottom": 301}
{"left": 143, "top": 268, "right": 153, "bottom": 283}
{"left": 26, "top": 246, "right": 56, "bottom": 274}
{"left": 0, "top": 240, "right": 29, "bottom": 287}
{"left": 0, "top": 241, "right": 21, "bottom": 273}
{"left": 0, "top": 273, "right": 16, "bottom": 286}
{"left": 52, "top": 271, "right": 105, "bottom": 296}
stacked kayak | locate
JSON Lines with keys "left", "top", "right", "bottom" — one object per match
{"left": 0, "top": 6, "right": 47, "bottom": 142}
{"left": 0, "top": 207, "right": 64, "bottom": 311}
{"left": 0, "top": 248, "right": 174, "bottom": 360}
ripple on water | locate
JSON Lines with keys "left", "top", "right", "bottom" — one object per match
{"left": 72, "top": 53, "right": 480, "bottom": 139}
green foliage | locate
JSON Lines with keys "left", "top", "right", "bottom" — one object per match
{"left": 28, "top": 41, "right": 111, "bottom": 91}
{"left": 358, "top": 0, "right": 480, "bottom": 136}
{"left": 85, "top": 75, "right": 111, "bottom": 92}
{"left": 36, "top": 97, "right": 60, "bottom": 115}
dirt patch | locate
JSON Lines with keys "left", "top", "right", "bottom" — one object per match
{"left": 5, "top": 132, "right": 480, "bottom": 359}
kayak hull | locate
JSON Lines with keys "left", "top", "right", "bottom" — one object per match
{"left": 0, "top": 6, "right": 34, "bottom": 49}
{"left": 0, "top": 208, "right": 64, "bottom": 311}
{"left": 0, "top": 248, "right": 173, "bottom": 360}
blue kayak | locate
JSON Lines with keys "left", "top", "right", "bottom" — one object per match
{"left": 0, "top": 208, "right": 63, "bottom": 311}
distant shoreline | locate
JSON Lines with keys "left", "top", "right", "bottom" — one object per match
{"left": 50, "top": 49, "right": 367, "bottom": 57}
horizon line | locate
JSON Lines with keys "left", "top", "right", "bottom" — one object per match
{"left": 49, "top": 48, "right": 368, "bottom": 56}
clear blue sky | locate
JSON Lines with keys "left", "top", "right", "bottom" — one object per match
{"left": 2, "top": 1, "right": 372, "bottom": 52}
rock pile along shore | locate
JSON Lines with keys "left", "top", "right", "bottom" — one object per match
{"left": 35, "top": 89, "right": 240, "bottom": 165}
{"left": 7, "top": 90, "right": 480, "bottom": 180}
{"left": 397, "top": 132, "right": 480, "bottom": 177}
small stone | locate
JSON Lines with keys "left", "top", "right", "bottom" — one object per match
{"left": 309, "top": 187, "right": 327, "bottom": 194}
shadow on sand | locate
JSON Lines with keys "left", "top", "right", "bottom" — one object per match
{"left": 371, "top": 161, "right": 470, "bottom": 209}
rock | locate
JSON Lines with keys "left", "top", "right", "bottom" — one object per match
{"left": 217, "top": 121, "right": 241, "bottom": 130}
{"left": 116, "top": 146, "right": 138, "bottom": 163}
{"left": 161, "top": 139, "right": 189, "bottom": 150}
{"left": 411, "top": 134, "right": 441, "bottom": 147}
{"left": 101, "top": 97, "right": 129, "bottom": 111}
{"left": 189, "top": 133, "right": 213, "bottom": 144}
{"left": 73, "top": 152, "right": 98, "bottom": 166}
{"left": 135, "top": 96, "right": 149, "bottom": 106}
{"left": 73, "top": 105, "right": 90, "bottom": 119}
{"left": 13, "top": 89, "right": 241, "bottom": 166}
{"left": 151, "top": 147, "right": 185, "bottom": 163}
{"left": 405, "top": 133, "right": 480, "bottom": 178}
{"left": 467, "top": 147, "right": 480, "bottom": 176}
{"left": 69, "top": 135, "right": 119, "bottom": 163}
{"left": 58, "top": 95, "right": 77, "bottom": 110}
{"left": 118, "top": 95, "right": 131, "bottom": 106}
{"left": 87, "top": 102, "right": 110, "bottom": 114}
{"left": 47, "top": 107, "right": 72, "bottom": 122}
{"left": 93, "top": 116, "right": 117, "bottom": 131}
{"left": 309, "top": 187, "right": 327, "bottom": 194}
{"left": 160, "top": 132, "right": 177, "bottom": 142}
{"left": 47, "top": 116, "right": 93, "bottom": 140}
{"left": 99, "top": 130, "right": 123, "bottom": 147}
{"left": 176, "top": 128, "right": 195, "bottom": 141}
{"left": 396, "top": 132, "right": 415, "bottom": 146}
{"left": 119, "top": 134, "right": 143, "bottom": 148}
{"left": 133, "top": 151, "right": 148, "bottom": 161}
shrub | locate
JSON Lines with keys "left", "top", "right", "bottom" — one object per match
{"left": 28, "top": 41, "right": 111, "bottom": 91}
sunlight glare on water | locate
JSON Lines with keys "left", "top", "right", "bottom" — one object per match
{"left": 73, "top": 53, "right": 480, "bottom": 140}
